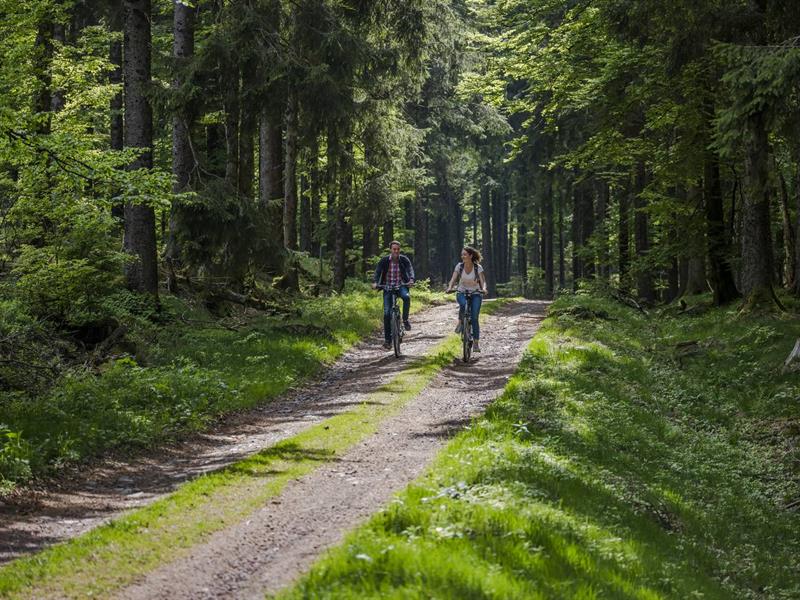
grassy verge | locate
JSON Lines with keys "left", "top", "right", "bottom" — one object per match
{"left": 0, "top": 297, "right": 514, "bottom": 598}
{"left": 0, "top": 281, "right": 444, "bottom": 490}
{"left": 279, "top": 293, "right": 800, "bottom": 600}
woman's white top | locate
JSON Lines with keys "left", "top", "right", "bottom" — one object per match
{"left": 455, "top": 262, "right": 484, "bottom": 292}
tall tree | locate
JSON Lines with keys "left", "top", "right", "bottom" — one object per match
{"left": 123, "top": 0, "right": 158, "bottom": 297}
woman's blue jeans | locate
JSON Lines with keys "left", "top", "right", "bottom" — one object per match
{"left": 456, "top": 292, "right": 482, "bottom": 340}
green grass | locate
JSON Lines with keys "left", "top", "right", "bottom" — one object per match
{"left": 279, "top": 293, "right": 800, "bottom": 600}
{"left": 0, "top": 280, "right": 445, "bottom": 489}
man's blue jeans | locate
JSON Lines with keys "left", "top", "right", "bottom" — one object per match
{"left": 456, "top": 292, "right": 482, "bottom": 340}
{"left": 384, "top": 286, "right": 410, "bottom": 341}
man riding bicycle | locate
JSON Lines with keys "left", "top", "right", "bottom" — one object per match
{"left": 372, "top": 241, "right": 415, "bottom": 350}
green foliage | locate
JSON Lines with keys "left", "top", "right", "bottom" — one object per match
{"left": 282, "top": 294, "right": 800, "bottom": 599}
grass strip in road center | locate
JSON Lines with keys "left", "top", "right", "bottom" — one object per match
{"left": 0, "top": 299, "right": 512, "bottom": 599}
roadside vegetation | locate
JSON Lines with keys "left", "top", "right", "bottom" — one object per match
{"left": 281, "top": 293, "right": 800, "bottom": 600}
{"left": 0, "top": 280, "right": 445, "bottom": 493}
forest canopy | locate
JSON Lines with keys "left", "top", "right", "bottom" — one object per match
{"left": 1, "top": 0, "right": 799, "bottom": 388}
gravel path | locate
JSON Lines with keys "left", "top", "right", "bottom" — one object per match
{"left": 0, "top": 300, "right": 463, "bottom": 563}
{"left": 118, "top": 300, "right": 547, "bottom": 599}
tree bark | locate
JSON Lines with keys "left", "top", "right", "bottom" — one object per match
{"left": 123, "top": 0, "right": 158, "bottom": 297}
{"left": 794, "top": 159, "right": 800, "bottom": 296}
{"left": 558, "top": 186, "right": 566, "bottom": 289}
{"left": 481, "top": 184, "right": 496, "bottom": 296}
{"left": 223, "top": 67, "right": 239, "bottom": 192}
{"left": 283, "top": 87, "right": 298, "bottom": 250}
{"left": 238, "top": 65, "right": 256, "bottom": 200}
{"left": 682, "top": 256, "right": 709, "bottom": 296}
{"left": 518, "top": 222, "right": 528, "bottom": 282}
{"left": 167, "top": 0, "right": 196, "bottom": 288}
{"left": 259, "top": 109, "right": 283, "bottom": 243}
{"left": 778, "top": 171, "right": 796, "bottom": 290}
{"left": 741, "top": 112, "right": 779, "bottom": 308}
{"left": 109, "top": 5, "right": 124, "bottom": 221}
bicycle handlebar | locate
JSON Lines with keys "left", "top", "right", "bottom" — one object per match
{"left": 375, "top": 283, "right": 415, "bottom": 291}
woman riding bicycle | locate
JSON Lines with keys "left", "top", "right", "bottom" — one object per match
{"left": 445, "top": 246, "right": 487, "bottom": 353}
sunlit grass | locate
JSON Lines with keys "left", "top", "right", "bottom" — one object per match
{"left": 280, "top": 293, "right": 800, "bottom": 600}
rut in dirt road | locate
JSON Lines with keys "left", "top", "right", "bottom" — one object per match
{"left": 118, "top": 300, "right": 547, "bottom": 600}
{"left": 0, "top": 301, "right": 483, "bottom": 563}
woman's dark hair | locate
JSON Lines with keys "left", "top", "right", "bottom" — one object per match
{"left": 463, "top": 246, "right": 482, "bottom": 263}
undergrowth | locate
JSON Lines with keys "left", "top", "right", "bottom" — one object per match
{"left": 280, "top": 292, "right": 800, "bottom": 600}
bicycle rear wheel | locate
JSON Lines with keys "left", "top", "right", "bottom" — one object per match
{"left": 392, "top": 312, "right": 402, "bottom": 357}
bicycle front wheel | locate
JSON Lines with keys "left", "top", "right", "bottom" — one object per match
{"left": 392, "top": 313, "right": 402, "bottom": 357}
{"left": 461, "top": 314, "right": 471, "bottom": 362}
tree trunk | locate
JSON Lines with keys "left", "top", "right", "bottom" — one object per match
{"left": 259, "top": 109, "right": 283, "bottom": 243}
{"left": 123, "top": 0, "right": 158, "bottom": 298}
{"left": 558, "top": 186, "right": 566, "bottom": 289}
{"left": 283, "top": 87, "right": 298, "bottom": 249}
{"left": 633, "top": 163, "right": 655, "bottom": 302}
{"left": 794, "top": 159, "right": 800, "bottom": 296}
{"left": 571, "top": 186, "right": 581, "bottom": 290}
{"left": 383, "top": 219, "right": 394, "bottom": 252}
{"left": 741, "top": 112, "right": 779, "bottom": 309}
{"left": 109, "top": 6, "right": 124, "bottom": 221}
{"left": 299, "top": 171, "right": 311, "bottom": 252}
{"left": 481, "top": 185, "right": 496, "bottom": 296}
{"left": 581, "top": 181, "right": 595, "bottom": 278}
{"left": 532, "top": 201, "right": 541, "bottom": 269}
{"left": 619, "top": 181, "right": 630, "bottom": 285}
{"left": 683, "top": 256, "right": 709, "bottom": 296}
{"left": 778, "top": 172, "right": 796, "bottom": 290}
{"left": 51, "top": 20, "right": 66, "bottom": 112}
{"left": 310, "top": 136, "right": 321, "bottom": 256}
{"left": 704, "top": 151, "right": 740, "bottom": 305}
{"left": 596, "top": 180, "right": 610, "bottom": 280}
{"left": 167, "top": 0, "right": 196, "bottom": 288}
{"left": 332, "top": 134, "right": 348, "bottom": 291}
{"left": 238, "top": 73, "right": 256, "bottom": 200}
{"left": 413, "top": 190, "right": 429, "bottom": 280}
{"left": 544, "top": 177, "right": 554, "bottom": 297}
{"left": 224, "top": 88, "right": 239, "bottom": 191}
{"left": 518, "top": 222, "right": 528, "bottom": 282}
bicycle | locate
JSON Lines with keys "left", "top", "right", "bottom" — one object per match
{"left": 449, "top": 289, "right": 481, "bottom": 363}
{"left": 376, "top": 284, "right": 412, "bottom": 358}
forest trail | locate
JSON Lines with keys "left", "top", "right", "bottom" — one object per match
{"left": 0, "top": 300, "right": 546, "bottom": 597}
